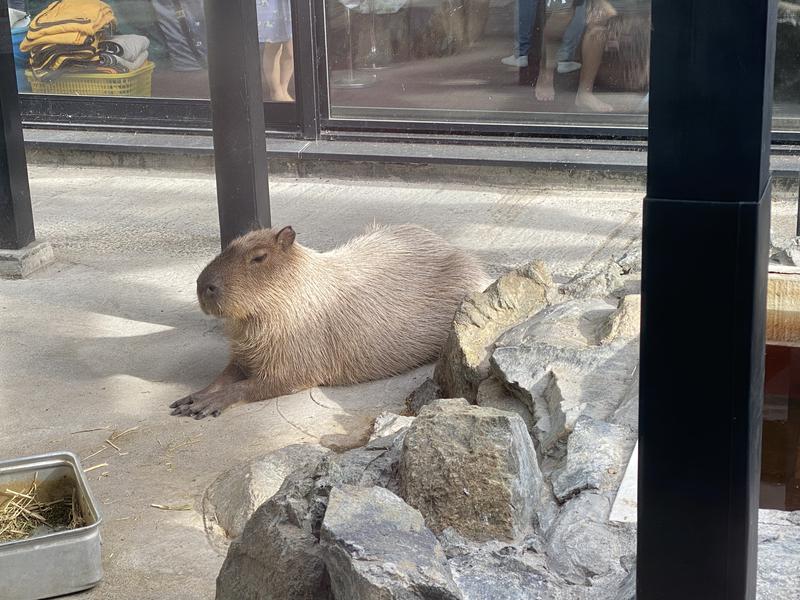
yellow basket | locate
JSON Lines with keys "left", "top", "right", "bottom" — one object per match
{"left": 25, "top": 61, "right": 155, "bottom": 97}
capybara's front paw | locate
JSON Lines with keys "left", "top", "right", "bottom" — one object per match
{"left": 169, "top": 389, "right": 236, "bottom": 419}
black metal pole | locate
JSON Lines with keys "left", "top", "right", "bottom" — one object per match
{"left": 0, "top": 0, "right": 35, "bottom": 250}
{"left": 638, "top": 1, "right": 777, "bottom": 598}
{"left": 203, "top": 0, "right": 270, "bottom": 249}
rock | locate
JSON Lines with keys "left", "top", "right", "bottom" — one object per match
{"left": 757, "top": 509, "right": 800, "bottom": 599}
{"left": 436, "top": 528, "right": 574, "bottom": 599}
{"left": 334, "top": 430, "right": 407, "bottom": 495}
{"left": 370, "top": 411, "right": 415, "bottom": 441}
{"left": 320, "top": 485, "right": 462, "bottom": 600}
{"left": 561, "top": 260, "right": 625, "bottom": 300}
{"left": 475, "top": 376, "right": 536, "bottom": 435}
{"left": 434, "top": 261, "right": 554, "bottom": 402}
{"left": 545, "top": 492, "right": 636, "bottom": 586}
{"left": 203, "top": 443, "right": 330, "bottom": 541}
{"left": 400, "top": 398, "right": 555, "bottom": 541}
{"left": 551, "top": 416, "right": 636, "bottom": 502}
{"left": 447, "top": 541, "right": 572, "bottom": 600}
{"left": 216, "top": 454, "right": 336, "bottom": 600}
{"left": 770, "top": 236, "right": 800, "bottom": 266}
{"left": 591, "top": 568, "right": 636, "bottom": 600}
{"left": 406, "top": 377, "right": 442, "bottom": 416}
{"left": 600, "top": 295, "right": 641, "bottom": 344}
{"left": 404, "top": 377, "right": 442, "bottom": 415}
{"left": 216, "top": 429, "right": 417, "bottom": 599}
{"left": 491, "top": 298, "right": 639, "bottom": 453}
{"left": 615, "top": 248, "right": 642, "bottom": 275}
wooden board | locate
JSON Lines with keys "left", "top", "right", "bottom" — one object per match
{"left": 767, "top": 267, "right": 800, "bottom": 346}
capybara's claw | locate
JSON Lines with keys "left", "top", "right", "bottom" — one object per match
{"left": 169, "top": 394, "right": 195, "bottom": 410}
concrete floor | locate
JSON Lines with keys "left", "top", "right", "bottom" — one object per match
{"left": 1, "top": 164, "right": 796, "bottom": 599}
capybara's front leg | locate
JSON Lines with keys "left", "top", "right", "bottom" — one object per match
{"left": 170, "top": 378, "right": 261, "bottom": 419}
{"left": 169, "top": 361, "right": 245, "bottom": 416}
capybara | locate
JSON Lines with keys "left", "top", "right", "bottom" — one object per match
{"left": 170, "top": 224, "right": 488, "bottom": 418}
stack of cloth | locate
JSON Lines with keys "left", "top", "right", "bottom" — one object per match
{"left": 19, "top": 0, "right": 144, "bottom": 80}
{"left": 98, "top": 35, "right": 150, "bottom": 73}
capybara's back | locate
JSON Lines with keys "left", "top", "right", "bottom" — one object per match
{"left": 196, "top": 224, "right": 488, "bottom": 397}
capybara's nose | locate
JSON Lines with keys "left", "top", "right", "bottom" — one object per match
{"left": 197, "top": 275, "right": 221, "bottom": 299}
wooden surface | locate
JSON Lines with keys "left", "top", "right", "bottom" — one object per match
{"left": 767, "top": 267, "right": 800, "bottom": 345}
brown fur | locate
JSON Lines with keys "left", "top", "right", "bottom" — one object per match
{"left": 196, "top": 224, "right": 488, "bottom": 400}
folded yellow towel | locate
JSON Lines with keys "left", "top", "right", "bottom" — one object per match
{"left": 20, "top": 0, "right": 115, "bottom": 51}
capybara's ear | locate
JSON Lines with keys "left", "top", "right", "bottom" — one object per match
{"left": 276, "top": 226, "right": 296, "bottom": 249}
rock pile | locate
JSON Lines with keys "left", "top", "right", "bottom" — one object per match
{"left": 209, "top": 254, "right": 799, "bottom": 600}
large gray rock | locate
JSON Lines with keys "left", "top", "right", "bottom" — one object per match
{"left": 320, "top": 485, "right": 462, "bottom": 600}
{"left": 545, "top": 492, "right": 636, "bottom": 586}
{"left": 404, "top": 377, "right": 442, "bottom": 416}
{"left": 400, "top": 398, "right": 555, "bottom": 541}
{"left": 770, "top": 235, "right": 800, "bottom": 266}
{"left": 561, "top": 260, "right": 626, "bottom": 300}
{"left": 216, "top": 454, "right": 336, "bottom": 600}
{"left": 491, "top": 298, "right": 639, "bottom": 453}
{"left": 332, "top": 430, "right": 407, "bottom": 495}
{"left": 757, "top": 509, "right": 800, "bottom": 599}
{"left": 475, "top": 376, "right": 536, "bottom": 436}
{"left": 615, "top": 248, "right": 642, "bottom": 275}
{"left": 203, "top": 443, "right": 330, "bottom": 541}
{"left": 552, "top": 416, "right": 636, "bottom": 502}
{"left": 216, "top": 433, "right": 406, "bottom": 599}
{"left": 443, "top": 535, "right": 573, "bottom": 600}
{"left": 370, "top": 411, "right": 415, "bottom": 442}
{"left": 599, "top": 295, "right": 641, "bottom": 345}
{"left": 434, "top": 261, "right": 554, "bottom": 401}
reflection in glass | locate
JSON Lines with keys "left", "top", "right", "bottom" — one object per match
{"left": 331, "top": 0, "right": 377, "bottom": 88}
{"left": 9, "top": 0, "right": 293, "bottom": 104}
{"left": 324, "top": 0, "right": 652, "bottom": 123}
{"left": 10, "top": 0, "right": 209, "bottom": 98}
{"left": 257, "top": 0, "right": 296, "bottom": 101}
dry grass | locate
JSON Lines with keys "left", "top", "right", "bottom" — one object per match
{"left": 0, "top": 475, "right": 85, "bottom": 543}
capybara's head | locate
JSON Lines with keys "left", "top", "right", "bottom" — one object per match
{"left": 196, "top": 226, "right": 297, "bottom": 319}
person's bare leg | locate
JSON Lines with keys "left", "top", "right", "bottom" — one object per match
{"left": 575, "top": 24, "right": 613, "bottom": 112}
{"left": 261, "top": 42, "right": 283, "bottom": 101}
{"left": 535, "top": 9, "right": 572, "bottom": 102}
{"left": 275, "top": 39, "right": 295, "bottom": 102}
{"left": 169, "top": 361, "right": 245, "bottom": 415}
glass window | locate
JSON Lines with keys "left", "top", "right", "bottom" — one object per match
{"left": 322, "top": 0, "right": 651, "bottom": 126}
{"left": 775, "top": 1, "right": 800, "bottom": 131}
{"left": 9, "top": 0, "right": 295, "bottom": 104}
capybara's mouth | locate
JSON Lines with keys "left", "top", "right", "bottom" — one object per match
{"left": 198, "top": 296, "right": 223, "bottom": 317}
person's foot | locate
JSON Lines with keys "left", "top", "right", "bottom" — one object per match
{"left": 535, "top": 76, "right": 555, "bottom": 102}
{"left": 575, "top": 91, "right": 614, "bottom": 112}
{"left": 557, "top": 61, "right": 582, "bottom": 74}
{"left": 501, "top": 54, "right": 528, "bottom": 68}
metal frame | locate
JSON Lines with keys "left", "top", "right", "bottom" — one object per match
{"left": 637, "top": 0, "right": 776, "bottom": 597}
{"left": 204, "top": 0, "right": 271, "bottom": 248}
{"left": 1, "top": 0, "right": 35, "bottom": 250}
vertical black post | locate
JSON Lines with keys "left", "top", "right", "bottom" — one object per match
{"left": 638, "top": 1, "right": 777, "bottom": 598}
{"left": 0, "top": 0, "right": 35, "bottom": 250}
{"left": 204, "top": 0, "right": 270, "bottom": 249}
{"left": 293, "top": 0, "right": 321, "bottom": 140}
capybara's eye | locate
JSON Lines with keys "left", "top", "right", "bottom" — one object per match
{"left": 251, "top": 254, "right": 267, "bottom": 264}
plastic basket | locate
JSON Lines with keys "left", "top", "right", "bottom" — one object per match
{"left": 25, "top": 62, "right": 155, "bottom": 97}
